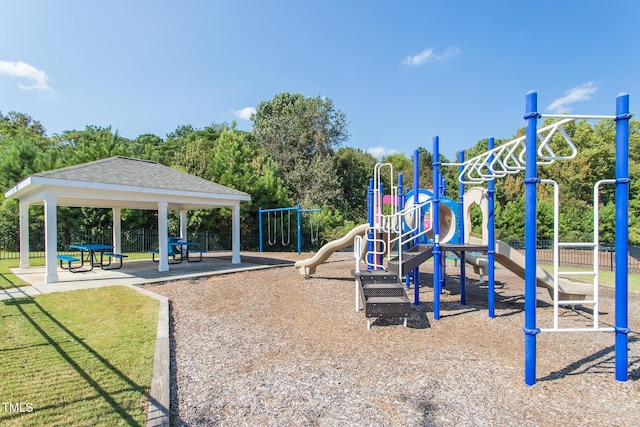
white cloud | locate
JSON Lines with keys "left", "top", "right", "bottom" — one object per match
{"left": 0, "top": 60, "right": 55, "bottom": 95}
{"left": 367, "top": 146, "right": 398, "bottom": 159}
{"left": 402, "top": 46, "right": 460, "bottom": 66}
{"left": 231, "top": 106, "right": 256, "bottom": 121}
{"left": 546, "top": 82, "right": 597, "bottom": 113}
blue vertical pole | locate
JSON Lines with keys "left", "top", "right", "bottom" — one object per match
{"left": 297, "top": 203, "right": 302, "bottom": 254}
{"left": 367, "top": 179, "right": 374, "bottom": 269}
{"left": 524, "top": 90, "right": 540, "bottom": 386}
{"left": 433, "top": 137, "right": 442, "bottom": 319}
{"left": 615, "top": 93, "right": 630, "bottom": 382}
{"left": 405, "top": 188, "right": 411, "bottom": 288}
{"left": 487, "top": 137, "right": 496, "bottom": 318}
{"left": 259, "top": 207, "right": 263, "bottom": 252}
{"left": 413, "top": 149, "right": 421, "bottom": 304}
{"left": 458, "top": 150, "right": 466, "bottom": 305}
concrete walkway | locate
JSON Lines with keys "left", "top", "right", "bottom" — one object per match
{"left": 2, "top": 252, "right": 296, "bottom": 300}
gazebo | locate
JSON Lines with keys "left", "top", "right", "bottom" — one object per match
{"left": 4, "top": 156, "right": 251, "bottom": 284}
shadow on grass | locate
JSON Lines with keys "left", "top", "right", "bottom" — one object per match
{"left": 1, "top": 296, "right": 163, "bottom": 426}
{"left": 0, "top": 277, "right": 34, "bottom": 300}
{"left": 0, "top": 272, "right": 23, "bottom": 291}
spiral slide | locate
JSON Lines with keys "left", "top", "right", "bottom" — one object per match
{"left": 295, "top": 224, "right": 369, "bottom": 276}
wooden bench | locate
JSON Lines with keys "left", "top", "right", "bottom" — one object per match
{"left": 57, "top": 255, "right": 81, "bottom": 272}
{"left": 102, "top": 253, "right": 128, "bottom": 270}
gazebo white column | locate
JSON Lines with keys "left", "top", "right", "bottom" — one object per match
{"left": 179, "top": 210, "right": 187, "bottom": 240}
{"left": 44, "top": 194, "right": 58, "bottom": 284}
{"left": 232, "top": 204, "right": 241, "bottom": 264}
{"left": 157, "top": 201, "right": 169, "bottom": 272}
{"left": 112, "top": 207, "right": 122, "bottom": 254}
{"left": 19, "top": 201, "right": 30, "bottom": 269}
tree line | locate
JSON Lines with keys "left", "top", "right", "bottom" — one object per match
{"left": 0, "top": 93, "right": 638, "bottom": 252}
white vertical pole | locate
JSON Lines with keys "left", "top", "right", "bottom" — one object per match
{"left": 179, "top": 210, "right": 187, "bottom": 239}
{"left": 112, "top": 207, "right": 121, "bottom": 254}
{"left": 232, "top": 204, "right": 241, "bottom": 264}
{"left": 158, "top": 201, "right": 169, "bottom": 272}
{"left": 44, "top": 194, "right": 58, "bottom": 284}
{"left": 19, "top": 201, "right": 30, "bottom": 269}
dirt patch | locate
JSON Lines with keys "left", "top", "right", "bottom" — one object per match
{"left": 142, "top": 253, "right": 640, "bottom": 426}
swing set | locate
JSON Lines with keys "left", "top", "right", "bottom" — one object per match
{"left": 258, "top": 204, "right": 321, "bottom": 254}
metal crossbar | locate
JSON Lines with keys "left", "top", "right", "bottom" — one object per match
{"left": 453, "top": 115, "right": 613, "bottom": 184}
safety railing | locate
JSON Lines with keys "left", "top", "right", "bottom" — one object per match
{"left": 359, "top": 198, "right": 433, "bottom": 273}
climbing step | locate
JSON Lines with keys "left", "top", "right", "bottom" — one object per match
{"left": 353, "top": 270, "right": 411, "bottom": 329}
{"left": 388, "top": 244, "right": 434, "bottom": 276}
{"left": 362, "top": 282, "right": 407, "bottom": 298}
{"left": 365, "top": 296, "right": 411, "bottom": 319}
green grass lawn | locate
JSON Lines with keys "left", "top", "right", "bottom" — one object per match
{"left": 538, "top": 262, "right": 640, "bottom": 292}
{"left": 0, "top": 286, "right": 159, "bottom": 426}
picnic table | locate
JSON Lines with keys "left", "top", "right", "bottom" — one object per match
{"left": 150, "top": 238, "right": 206, "bottom": 263}
{"left": 69, "top": 243, "right": 115, "bottom": 271}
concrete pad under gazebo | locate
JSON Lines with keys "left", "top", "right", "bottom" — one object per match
{"left": 4, "top": 156, "right": 251, "bottom": 284}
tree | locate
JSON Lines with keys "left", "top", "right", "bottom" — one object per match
{"left": 0, "top": 132, "right": 44, "bottom": 190}
{"left": 381, "top": 152, "right": 412, "bottom": 190}
{"left": 414, "top": 147, "right": 434, "bottom": 190}
{"left": 334, "top": 147, "right": 378, "bottom": 222}
{"left": 162, "top": 123, "right": 228, "bottom": 173}
{"left": 0, "top": 111, "right": 46, "bottom": 139}
{"left": 252, "top": 93, "right": 348, "bottom": 208}
{"left": 53, "top": 126, "right": 129, "bottom": 165}
{"left": 126, "top": 133, "right": 163, "bottom": 162}
{"left": 188, "top": 128, "right": 291, "bottom": 241}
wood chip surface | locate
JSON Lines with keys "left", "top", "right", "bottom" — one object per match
{"left": 141, "top": 253, "right": 640, "bottom": 426}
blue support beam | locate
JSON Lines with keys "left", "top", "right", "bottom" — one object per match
{"left": 487, "top": 137, "right": 496, "bottom": 318}
{"left": 432, "top": 137, "right": 442, "bottom": 319}
{"left": 615, "top": 93, "right": 630, "bottom": 382}
{"left": 523, "top": 91, "right": 541, "bottom": 386}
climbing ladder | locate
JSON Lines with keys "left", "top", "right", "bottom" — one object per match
{"left": 540, "top": 178, "right": 615, "bottom": 333}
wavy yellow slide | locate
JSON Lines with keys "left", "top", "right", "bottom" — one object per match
{"left": 295, "top": 223, "right": 369, "bottom": 276}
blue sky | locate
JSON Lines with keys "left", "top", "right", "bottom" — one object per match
{"left": 1, "top": 1, "right": 639, "bottom": 161}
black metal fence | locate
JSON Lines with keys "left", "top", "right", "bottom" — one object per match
{"left": 505, "top": 239, "right": 640, "bottom": 274}
{"left": 0, "top": 228, "right": 323, "bottom": 260}
{"left": 0, "top": 229, "right": 232, "bottom": 260}
{"left": 2, "top": 230, "right": 639, "bottom": 273}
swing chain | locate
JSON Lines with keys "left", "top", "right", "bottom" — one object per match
{"left": 310, "top": 214, "right": 320, "bottom": 244}
{"left": 267, "top": 211, "right": 277, "bottom": 246}
{"left": 281, "top": 211, "right": 291, "bottom": 246}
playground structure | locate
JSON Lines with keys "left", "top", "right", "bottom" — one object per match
{"left": 294, "top": 91, "right": 631, "bottom": 386}
{"left": 258, "top": 204, "right": 321, "bottom": 254}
